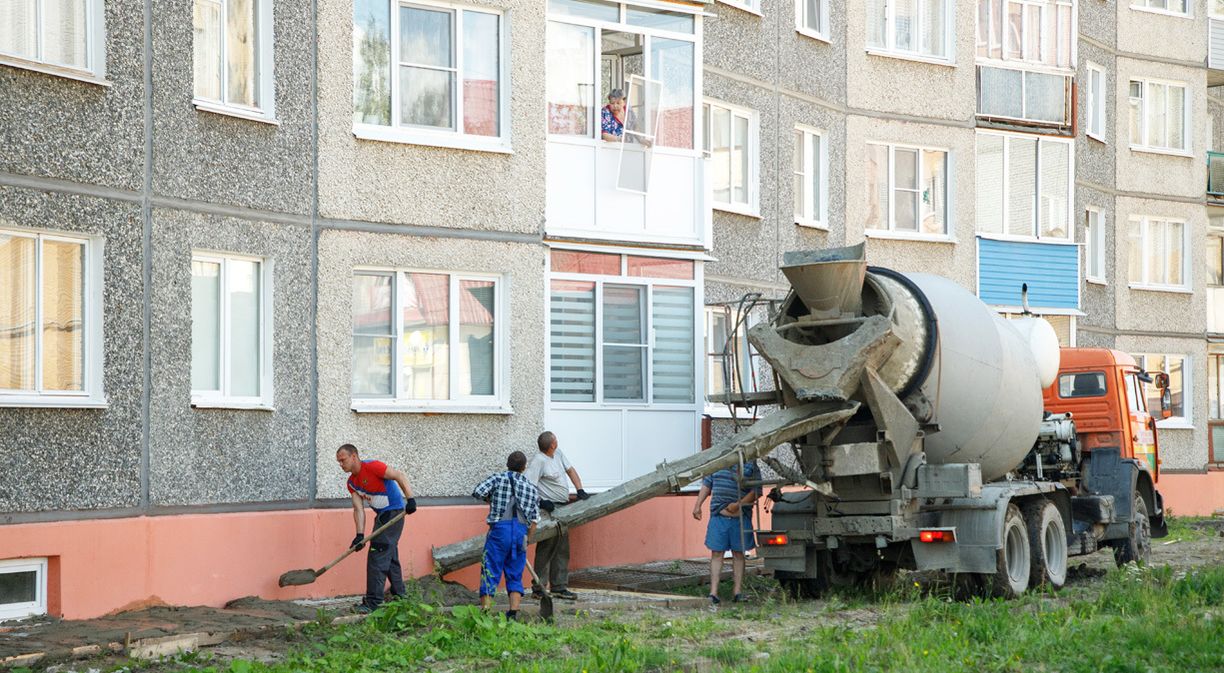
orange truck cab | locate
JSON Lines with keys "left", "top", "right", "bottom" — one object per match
{"left": 1042, "top": 348, "right": 1168, "bottom": 539}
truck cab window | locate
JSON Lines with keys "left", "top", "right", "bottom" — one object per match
{"left": 1058, "top": 372, "right": 1106, "bottom": 398}
{"left": 1126, "top": 374, "right": 1147, "bottom": 415}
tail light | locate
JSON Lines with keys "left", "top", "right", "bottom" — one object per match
{"left": 760, "top": 533, "right": 789, "bottom": 546}
{"left": 918, "top": 529, "right": 956, "bottom": 543}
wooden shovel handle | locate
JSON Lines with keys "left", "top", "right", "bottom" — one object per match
{"left": 317, "top": 510, "right": 407, "bottom": 576}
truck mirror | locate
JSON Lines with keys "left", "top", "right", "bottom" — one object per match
{"left": 1161, "top": 388, "right": 1173, "bottom": 419}
{"left": 1154, "top": 372, "right": 1170, "bottom": 390}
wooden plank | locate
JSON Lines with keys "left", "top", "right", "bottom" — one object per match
{"left": 431, "top": 401, "right": 857, "bottom": 574}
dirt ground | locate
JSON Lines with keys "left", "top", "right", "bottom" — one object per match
{"left": 8, "top": 527, "right": 1224, "bottom": 672}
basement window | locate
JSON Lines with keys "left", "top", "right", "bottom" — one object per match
{"left": 0, "top": 558, "right": 47, "bottom": 622}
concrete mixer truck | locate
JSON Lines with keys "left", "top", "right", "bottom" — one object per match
{"left": 743, "top": 244, "right": 1169, "bottom": 597}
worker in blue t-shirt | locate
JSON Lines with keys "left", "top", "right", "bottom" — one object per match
{"left": 692, "top": 461, "right": 760, "bottom": 606}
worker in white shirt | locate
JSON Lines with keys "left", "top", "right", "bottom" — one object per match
{"left": 525, "top": 431, "right": 589, "bottom": 601}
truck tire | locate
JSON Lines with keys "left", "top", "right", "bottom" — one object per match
{"left": 991, "top": 503, "right": 1031, "bottom": 598}
{"left": 1114, "top": 492, "right": 1151, "bottom": 567}
{"left": 1023, "top": 500, "right": 1067, "bottom": 589}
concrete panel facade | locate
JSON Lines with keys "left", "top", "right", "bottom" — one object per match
{"left": 0, "top": 186, "right": 145, "bottom": 512}
{"left": 147, "top": 211, "right": 314, "bottom": 506}
{"left": 315, "top": 230, "right": 547, "bottom": 498}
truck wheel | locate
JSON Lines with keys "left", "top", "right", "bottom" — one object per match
{"left": 991, "top": 504, "right": 1031, "bottom": 598}
{"left": 780, "top": 578, "right": 826, "bottom": 600}
{"left": 1114, "top": 493, "right": 1151, "bottom": 567}
{"left": 1023, "top": 500, "right": 1067, "bottom": 589}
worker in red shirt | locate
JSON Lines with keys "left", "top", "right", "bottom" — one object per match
{"left": 337, "top": 443, "right": 417, "bottom": 613}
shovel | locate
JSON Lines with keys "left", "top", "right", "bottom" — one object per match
{"left": 524, "top": 558, "right": 554, "bottom": 621}
{"left": 278, "top": 510, "right": 406, "bottom": 587}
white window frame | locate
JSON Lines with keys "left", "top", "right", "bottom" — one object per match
{"left": 1128, "top": 77, "right": 1192, "bottom": 156}
{"left": 351, "top": 268, "right": 509, "bottom": 413}
{"left": 1085, "top": 207, "right": 1106, "bottom": 285}
{"left": 190, "top": 252, "right": 274, "bottom": 410}
{"left": 1131, "top": 0, "right": 1191, "bottom": 18}
{"left": 547, "top": 254, "right": 701, "bottom": 411}
{"left": 1134, "top": 353, "right": 1192, "bottom": 429}
{"left": 0, "top": 0, "right": 107, "bottom": 84}
{"left": 976, "top": 0, "right": 1076, "bottom": 69}
{"left": 718, "top": 0, "right": 762, "bottom": 16}
{"left": 795, "top": 0, "right": 830, "bottom": 42}
{"left": 794, "top": 125, "right": 828, "bottom": 229}
{"left": 1086, "top": 61, "right": 1106, "bottom": 142}
{"left": 703, "top": 99, "right": 760, "bottom": 217}
{"left": 352, "top": 0, "right": 512, "bottom": 153}
{"left": 865, "top": 141, "right": 952, "bottom": 240}
{"left": 868, "top": 0, "right": 955, "bottom": 64}
{"left": 975, "top": 131, "right": 1075, "bottom": 242}
{"left": 0, "top": 228, "right": 105, "bottom": 409}
{"left": 0, "top": 558, "right": 47, "bottom": 621}
{"left": 192, "top": 0, "right": 276, "bottom": 123}
{"left": 1127, "top": 215, "right": 1190, "bottom": 292}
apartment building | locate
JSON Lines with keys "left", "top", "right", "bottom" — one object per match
{"left": 2, "top": 0, "right": 1223, "bottom": 622}
{"left": 0, "top": 0, "right": 712, "bottom": 620}
{"left": 699, "top": 0, "right": 1223, "bottom": 513}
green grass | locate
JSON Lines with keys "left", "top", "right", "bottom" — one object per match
{"left": 157, "top": 562, "right": 1224, "bottom": 673}
{"left": 1162, "top": 515, "right": 1216, "bottom": 543}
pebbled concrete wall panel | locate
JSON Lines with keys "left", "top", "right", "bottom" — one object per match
{"left": 1076, "top": 43, "right": 1116, "bottom": 190}
{"left": 316, "top": 0, "right": 546, "bottom": 233}
{"left": 0, "top": 186, "right": 144, "bottom": 512}
{"left": 1114, "top": 59, "right": 1207, "bottom": 201}
{"left": 1077, "top": 185, "right": 1115, "bottom": 331}
{"left": 0, "top": 1, "right": 145, "bottom": 191}
{"left": 315, "top": 230, "right": 546, "bottom": 499}
{"left": 151, "top": 0, "right": 315, "bottom": 215}
{"left": 147, "top": 209, "right": 313, "bottom": 506}
{"left": 1112, "top": 196, "right": 1206, "bottom": 335}
{"left": 1113, "top": 334, "right": 1206, "bottom": 471}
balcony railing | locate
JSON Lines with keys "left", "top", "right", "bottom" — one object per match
{"left": 1210, "top": 152, "right": 1224, "bottom": 197}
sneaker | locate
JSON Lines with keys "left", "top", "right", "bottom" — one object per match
{"left": 708, "top": 594, "right": 721, "bottom": 606}
{"left": 732, "top": 593, "right": 747, "bottom": 603}
{"left": 353, "top": 603, "right": 375, "bottom": 615}
{"left": 553, "top": 589, "right": 578, "bottom": 600}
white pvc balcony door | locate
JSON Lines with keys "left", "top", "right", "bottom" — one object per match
{"left": 546, "top": 407, "right": 699, "bottom": 489}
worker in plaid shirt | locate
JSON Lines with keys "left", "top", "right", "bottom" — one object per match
{"left": 472, "top": 450, "right": 539, "bottom": 619}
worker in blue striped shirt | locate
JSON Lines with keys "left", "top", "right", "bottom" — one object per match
{"left": 692, "top": 461, "right": 760, "bottom": 606}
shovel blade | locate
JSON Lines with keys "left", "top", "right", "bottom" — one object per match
{"left": 278, "top": 569, "right": 319, "bottom": 587}
{"left": 538, "top": 593, "right": 554, "bottom": 621}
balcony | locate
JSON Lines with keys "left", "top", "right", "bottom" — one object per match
{"left": 1210, "top": 152, "right": 1224, "bottom": 200}
{"left": 976, "top": 65, "right": 1073, "bottom": 131}
{"left": 1211, "top": 18, "right": 1224, "bottom": 86}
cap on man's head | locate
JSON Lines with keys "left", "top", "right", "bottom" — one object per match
{"left": 608, "top": 88, "right": 625, "bottom": 100}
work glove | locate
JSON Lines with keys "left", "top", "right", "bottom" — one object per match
{"left": 540, "top": 499, "right": 556, "bottom": 513}
{"left": 351, "top": 533, "right": 365, "bottom": 551}
{"left": 404, "top": 498, "right": 417, "bottom": 515}
{"left": 576, "top": 489, "right": 590, "bottom": 501}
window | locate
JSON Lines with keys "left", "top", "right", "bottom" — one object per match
{"left": 976, "top": 0, "right": 1074, "bottom": 68}
{"left": 793, "top": 126, "right": 827, "bottom": 228}
{"left": 352, "top": 270, "right": 503, "bottom": 410}
{"left": 0, "top": 0, "right": 105, "bottom": 80}
{"left": 703, "top": 101, "right": 758, "bottom": 215}
{"left": 1086, "top": 62, "right": 1105, "bottom": 141}
{"left": 1127, "top": 216, "right": 1187, "bottom": 290}
{"left": 704, "top": 306, "right": 765, "bottom": 406}
{"left": 1129, "top": 79, "right": 1190, "bottom": 153}
{"left": 867, "top": 0, "right": 951, "bottom": 60}
{"left": 719, "top": 0, "right": 761, "bottom": 14}
{"left": 0, "top": 228, "right": 104, "bottom": 407}
{"left": 796, "top": 0, "right": 829, "bottom": 40}
{"left": 975, "top": 132, "right": 1072, "bottom": 240}
{"left": 354, "top": 0, "right": 507, "bottom": 150}
{"left": 192, "top": 0, "right": 274, "bottom": 120}
{"left": 1133, "top": 353, "right": 1190, "bottom": 427}
{"left": 0, "top": 558, "right": 47, "bottom": 621}
{"left": 1085, "top": 208, "right": 1105, "bottom": 283}
{"left": 1133, "top": 0, "right": 1189, "bottom": 16}
{"left": 865, "top": 142, "right": 949, "bottom": 236}
{"left": 1208, "top": 234, "right": 1224, "bottom": 332}
{"left": 1058, "top": 371, "right": 1106, "bottom": 398}
{"left": 191, "top": 253, "right": 272, "bottom": 408}
{"left": 549, "top": 250, "right": 697, "bottom": 405}
{"left": 545, "top": 1, "right": 698, "bottom": 150}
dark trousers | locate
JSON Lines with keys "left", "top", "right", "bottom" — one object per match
{"left": 364, "top": 509, "right": 406, "bottom": 607}
{"left": 532, "top": 509, "right": 571, "bottom": 592}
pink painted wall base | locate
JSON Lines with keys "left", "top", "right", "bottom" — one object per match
{"left": 1157, "top": 472, "right": 1224, "bottom": 516}
{"left": 0, "top": 495, "right": 719, "bottom": 620}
